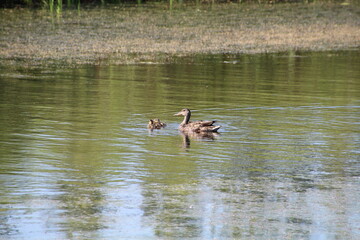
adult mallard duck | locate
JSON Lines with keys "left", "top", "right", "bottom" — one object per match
{"left": 147, "top": 118, "right": 166, "bottom": 130}
{"left": 174, "top": 108, "right": 221, "bottom": 133}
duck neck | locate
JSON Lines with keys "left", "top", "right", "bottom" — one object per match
{"left": 181, "top": 112, "right": 191, "bottom": 125}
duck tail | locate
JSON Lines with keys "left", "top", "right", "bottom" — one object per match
{"left": 212, "top": 126, "right": 221, "bottom": 132}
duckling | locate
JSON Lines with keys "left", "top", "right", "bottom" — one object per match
{"left": 174, "top": 108, "right": 220, "bottom": 133}
{"left": 147, "top": 118, "right": 166, "bottom": 130}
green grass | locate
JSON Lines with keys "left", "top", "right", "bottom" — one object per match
{"left": 1, "top": 0, "right": 353, "bottom": 9}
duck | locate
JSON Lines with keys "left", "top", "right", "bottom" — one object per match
{"left": 174, "top": 108, "right": 221, "bottom": 133}
{"left": 147, "top": 118, "right": 166, "bottom": 130}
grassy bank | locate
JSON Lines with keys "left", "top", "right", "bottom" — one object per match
{"left": 0, "top": 2, "right": 359, "bottom": 66}
{"left": 2, "top": 1, "right": 356, "bottom": 8}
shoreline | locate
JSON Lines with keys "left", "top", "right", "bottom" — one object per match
{"left": 0, "top": 3, "right": 359, "bottom": 66}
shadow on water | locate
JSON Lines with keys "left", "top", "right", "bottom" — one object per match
{"left": 0, "top": 51, "right": 359, "bottom": 239}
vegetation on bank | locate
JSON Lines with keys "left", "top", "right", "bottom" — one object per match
{"left": 0, "top": 0, "right": 354, "bottom": 9}
{"left": 1, "top": 1, "right": 358, "bottom": 67}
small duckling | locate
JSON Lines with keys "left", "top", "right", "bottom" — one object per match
{"left": 154, "top": 119, "right": 166, "bottom": 128}
{"left": 148, "top": 118, "right": 166, "bottom": 130}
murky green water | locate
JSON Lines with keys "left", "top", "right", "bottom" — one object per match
{"left": 0, "top": 51, "right": 359, "bottom": 239}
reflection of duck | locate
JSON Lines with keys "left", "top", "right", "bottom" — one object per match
{"left": 147, "top": 119, "right": 166, "bottom": 130}
{"left": 174, "top": 108, "right": 221, "bottom": 133}
{"left": 180, "top": 130, "right": 219, "bottom": 149}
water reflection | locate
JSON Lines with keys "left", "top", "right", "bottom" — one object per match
{"left": 57, "top": 182, "right": 105, "bottom": 235}
{"left": 0, "top": 51, "right": 359, "bottom": 239}
{"left": 180, "top": 131, "right": 220, "bottom": 149}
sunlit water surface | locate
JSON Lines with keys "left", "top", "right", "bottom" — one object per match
{"left": 0, "top": 51, "right": 359, "bottom": 239}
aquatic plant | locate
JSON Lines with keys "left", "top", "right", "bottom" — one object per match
{"left": 48, "top": 0, "right": 54, "bottom": 12}
{"left": 56, "top": 0, "right": 62, "bottom": 14}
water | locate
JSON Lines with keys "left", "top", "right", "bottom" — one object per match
{"left": 0, "top": 51, "right": 359, "bottom": 239}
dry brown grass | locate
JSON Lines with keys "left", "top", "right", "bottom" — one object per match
{"left": 0, "top": 2, "right": 359, "bottom": 65}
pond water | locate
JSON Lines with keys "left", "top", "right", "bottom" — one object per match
{"left": 0, "top": 51, "right": 359, "bottom": 239}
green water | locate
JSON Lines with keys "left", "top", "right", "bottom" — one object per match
{"left": 0, "top": 51, "right": 359, "bottom": 239}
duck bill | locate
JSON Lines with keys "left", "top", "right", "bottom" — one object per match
{"left": 174, "top": 111, "right": 183, "bottom": 116}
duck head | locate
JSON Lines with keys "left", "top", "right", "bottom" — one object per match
{"left": 174, "top": 108, "right": 191, "bottom": 125}
{"left": 174, "top": 108, "right": 191, "bottom": 116}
